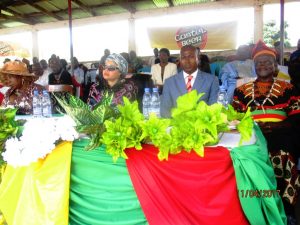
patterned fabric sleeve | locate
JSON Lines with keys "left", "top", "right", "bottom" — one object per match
{"left": 87, "top": 79, "right": 138, "bottom": 108}
{"left": 111, "top": 80, "right": 138, "bottom": 105}
{"left": 87, "top": 83, "right": 102, "bottom": 108}
{"left": 232, "top": 86, "right": 248, "bottom": 113}
{"left": 286, "top": 86, "right": 300, "bottom": 116}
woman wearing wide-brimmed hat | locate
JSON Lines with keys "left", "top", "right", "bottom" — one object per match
{"left": 0, "top": 61, "right": 44, "bottom": 115}
{"left": 87, "top": 53, "right": 138, "bottom": 108}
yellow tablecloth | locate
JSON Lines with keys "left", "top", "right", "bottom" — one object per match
{"left": 0, "top": 141, "right": 72, "bottom": 225}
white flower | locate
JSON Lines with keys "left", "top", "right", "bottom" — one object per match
{"left": 2, "top": 115, "right": 79, "bottom": 167}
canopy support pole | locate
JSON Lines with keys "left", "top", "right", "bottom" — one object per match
{"left": 68, "top": 0, "right": 74, "bottom": 75}
{"left": 128, "top": 13, "right": 136, "bottom": 53}
{"left": 279, "top": 0, "right": 284, "bottom": 65}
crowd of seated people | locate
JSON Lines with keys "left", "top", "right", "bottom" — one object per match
{"left": 0, "top": 41, "right": 299, "bottom": 108}
{"left": 0, "top": 40, "right": 300, "bottom": 224}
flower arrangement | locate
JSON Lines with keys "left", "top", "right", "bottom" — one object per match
{"left": 101, "top": 91, "right": 253, "bottom": 161}
{"left": 0, "top": 90, "right": 254, "bottom": 166}
{"left": 54, "top": 91, "right": 118, "bottom": 150}
{"left": 2, "top": 116, "right": 78, "bottom": 167}
{"left": 55, "top": 91, "right": 254, "bottom": 162}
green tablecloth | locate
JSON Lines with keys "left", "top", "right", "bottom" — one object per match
{"left": 69, "top": 139, "right": 147, "bottom": 225}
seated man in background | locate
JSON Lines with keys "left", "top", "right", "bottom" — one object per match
{"left": 48, "top": 57, "right": 72, "bottom": 85}
{"left": 290, "top": 38, "right": 300, "bottom": 62}
{"left": 232, "top": 40, "right": 300, "bottom": 224}
{"left": 69, "top": 57, "right": 84, "bottom": 98}
{"left": 161, "top": 45, "right": 219, "bottom": 118}
{"left": 220, "top": 44, "right": 256, "bottom": 103}
{"left": 48, "top": 57, "right": 73, "bottom": 113}
{"left": 289, "top": 54, "right": 300, "bottom": 93}
{"left": 33, "top": 62, "right": 48, "bottom": 87}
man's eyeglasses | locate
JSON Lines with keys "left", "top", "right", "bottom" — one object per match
{"left": 104, "top": 65, "right": 119, "bottom": 71}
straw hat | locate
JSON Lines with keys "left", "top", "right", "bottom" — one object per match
{"left": 0, "top": 61, "right": 35, "bottom": 77}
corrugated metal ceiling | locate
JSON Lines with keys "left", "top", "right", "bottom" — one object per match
{"left": 0, "top": 0, "right": 215, "bottom": 29}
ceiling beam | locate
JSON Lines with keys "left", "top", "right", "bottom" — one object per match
{"left": 71, "top": 0, "right": 97, "bottom": 17}
{"left": 16, "top": 2, "right": 115, "bottom": 18}
{"left": 0, "top": 0, "right": 41, "bottom": 7}
{"left": 21, "top": 0, "right": 64, "bottom": 21}
{"left": 1, "top": 7, "right": 37, "bottom": 24}
{"left": 111, "top": 0, "right": 136, "bottom": 14}
{"left": 0, "top": 13, "right": 35, "bottom": 25}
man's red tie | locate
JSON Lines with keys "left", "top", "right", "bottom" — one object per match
{"left": 186, "top": 75, "right": 193, "bottom": 92}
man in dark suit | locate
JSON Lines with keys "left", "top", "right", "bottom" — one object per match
{"left": 48, "top": 57, "right": 72, "bottom": 85}
{"left": 161, "top": 45, "right": 219, "bottom": 118}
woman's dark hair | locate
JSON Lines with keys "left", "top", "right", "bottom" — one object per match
{"left": 60, "top": 59, "right": 68, "bottom": 70}
{"left": 159, "top": 48, "right": 170, "bottom": 57}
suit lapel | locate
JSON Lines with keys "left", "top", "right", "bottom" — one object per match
{"left": 175, "top": 72, "right": 187, "bottom": 95}
{"left": 192, "top": 71, "right": 204, "bottom": 91}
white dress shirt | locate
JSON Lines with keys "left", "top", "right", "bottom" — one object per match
{"left": 183, "top": 69, "right": 199, "bottom": 88}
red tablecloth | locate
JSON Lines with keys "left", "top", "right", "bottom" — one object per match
{"left": 126, "top": 144, "right": 249, "bottom": 225}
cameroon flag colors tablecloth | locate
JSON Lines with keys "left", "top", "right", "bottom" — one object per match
{"left": 125, "top": 144, "right": 248, "bottom": 225}
{"left": 0, "top": 126, "right": 286, "bottom": 225}
{"left": 0, "top": 141, "right": 72, "bottom": 225}
{"left": 69, "top": 139, "right": 147, "bottom": 225}
{"left": 230, "top": 126, "right": 286, "bottom": 225}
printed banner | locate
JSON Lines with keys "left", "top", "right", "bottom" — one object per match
{"left": 175, "top": 25, "right": 208, "bottom": 49}
{"left": 147, "top": 21, "right": 237, "bottom": 50}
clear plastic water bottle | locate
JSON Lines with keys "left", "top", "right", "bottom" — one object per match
{"left": 217, "top": 87, "right": 228, "bottom": 108}
{"left": 142, "top": 88, "right": 151, "bottom": 119}
{"left": 32, "top": 90, "right": 42, "bottom": 117}
{"left": 150, "top": 87, "right": 160, "bottom": 118}
{"left": 42, "top": 90, "right": 52, "bottom": 117}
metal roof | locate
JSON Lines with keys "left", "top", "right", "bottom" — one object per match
{"left": 0, "top": 0, "right": 215, "bottom": 29}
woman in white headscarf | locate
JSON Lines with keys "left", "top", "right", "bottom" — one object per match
{"left": 87, "top": 53, "right": 138, "bottom": 108}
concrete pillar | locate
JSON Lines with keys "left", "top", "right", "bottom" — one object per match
{"left": 254, "top": 0, "right": 264, "bottom": 42}
{"left": 128, "top": 14, "right": 136, "bottom": 53}
{"left": 31, "top": 29, "right": 39, "bottom": 60}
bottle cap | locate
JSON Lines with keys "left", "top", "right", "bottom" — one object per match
{"left": 33, "top": 90, "right": 39, "bottom": 95}
{"left": 144, "top": 88, "right": 150, "bottom": 92}
{"left": 219, "top": 86, "right": 226, "bottom": 92}
{"left": 153, "top": 87, "right": 158, "bottom": 92}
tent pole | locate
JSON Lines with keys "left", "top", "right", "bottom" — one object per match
{"left": 68, "top": 0, "right": 74, "bottom": 75}
{"left": 279, "top": 0, "right": 284, "bottom": 65}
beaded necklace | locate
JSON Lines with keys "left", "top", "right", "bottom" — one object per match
{"left": 246, "top": 78, "right": 281, "bottom": 113}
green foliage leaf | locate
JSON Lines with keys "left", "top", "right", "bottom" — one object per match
{"left": 55, "top": 90, "right": 254, "bottom": 162}
{"left": 101, "top": 97, "right": 144, "bottom": 162}
{"left": 53, "top": 92, "right": 117, "bottom": 150}
{"left": 171, "top": 90, "right": 203, "bottom": 117}
{"left": 0, "top": 108, "right": 19, "bottom": 166}
{"left": 237, "top": 108, "right": 254, "bottom": 145}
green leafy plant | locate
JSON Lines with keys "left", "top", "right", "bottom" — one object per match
{"left": 0, "top": 108, "right": 22, "bottom": 165}
{"left": 101, "top": 98, "right": 144, "bottom": 162}
{"left": 140, "top": 114, "right": 171, "bottom": 160}
{"left": 0, "top": 108, "right": 24, "bottom": 186}
{"left": 56, "top": 90, "right": 254, "bottom": 162}
{"left": 100, "top": 90, "right": 254, "bottom": 162}
{"left": 54, "top": 92, "right": 119, "bottom": 150}
{"left": 222, "top": 105, "right": 254, "bottom": 145}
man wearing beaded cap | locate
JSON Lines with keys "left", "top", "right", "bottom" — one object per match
{"left": 232, "top": 40, "right": 300, "bottom": 224}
